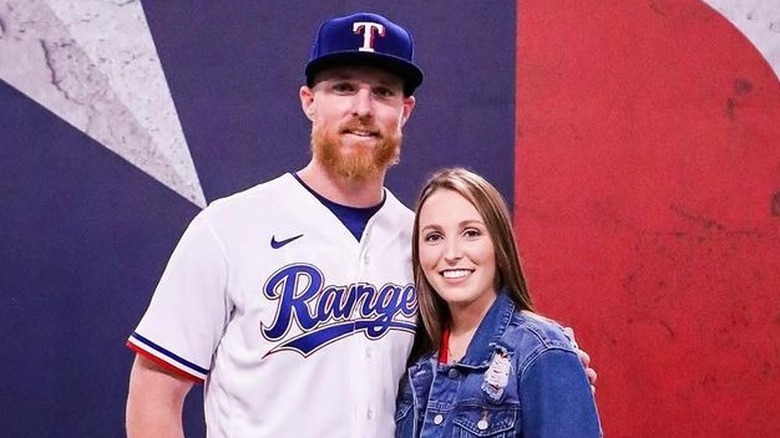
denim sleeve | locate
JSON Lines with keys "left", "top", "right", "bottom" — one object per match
{"left": 519, "top": 348, "right": 603, "bottom": 437}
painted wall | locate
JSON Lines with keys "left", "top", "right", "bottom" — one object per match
{"left": 1, "top": 0, "right": 778, "bottom": 437}
{"left": 516, "top": 1, "right": 780, "bottom": 437}
{"left": 0, "top": 1, "right": 514, "bottom": 437}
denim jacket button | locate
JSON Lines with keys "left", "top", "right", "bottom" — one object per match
{"left": 448, "top": 368, "right": 459, "bottom": 378}
{"left": 433, "top": 414, "right": 444, "bottom": 425}
{"left": 477, "top": 419, "right": 489, "bottom": 430}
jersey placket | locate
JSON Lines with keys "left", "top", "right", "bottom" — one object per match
{"left": 338, "top": 224, "right": 366, "bottom": 437}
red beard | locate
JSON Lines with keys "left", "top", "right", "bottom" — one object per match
{"left": 311, "top": 118, "right": 402, "bottom": 181}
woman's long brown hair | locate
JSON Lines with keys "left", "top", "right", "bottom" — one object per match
{"left": 407, "top": 167, "right": 534, "bottom": 365}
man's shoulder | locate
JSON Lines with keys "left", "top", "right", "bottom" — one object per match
{"left": 186, "top": 173, "right": 298, "bottom": 233}
{"left": 206, "top": 173, "right": 295, "bottom": 210}
{"left": 380, "top": 187, "right": 414, "bottom": 222}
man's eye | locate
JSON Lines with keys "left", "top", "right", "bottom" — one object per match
{"left": 374, "top": 87, "right": 394, "bottom": 98}
{"left": 333, "top": 83, "right": 355, "bottom": 93}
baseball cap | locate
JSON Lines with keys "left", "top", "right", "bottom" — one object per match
{"left": 305, "top": 12, "right": 424, "bottom": 96}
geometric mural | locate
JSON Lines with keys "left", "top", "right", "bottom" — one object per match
{"left": 704, "top": 0, "right": 780, "bottom": 82}
{"left": 0, "top": 0, "right": 205, "bottom": 206}
{"left": 1, "top": 0, "right": 779, "bottom": 436}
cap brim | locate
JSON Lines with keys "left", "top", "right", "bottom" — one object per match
{"left": 305, "top": 52, "right": 423, "bottom": 96}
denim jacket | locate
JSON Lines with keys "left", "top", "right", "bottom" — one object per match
{"left": 395, "top": 293, "right": 602, "bottom": 437}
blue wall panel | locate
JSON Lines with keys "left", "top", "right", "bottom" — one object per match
{"left": 0, "top": 2, "right": 515, "bottom": 436}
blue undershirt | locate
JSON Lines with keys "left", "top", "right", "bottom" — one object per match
{"left": 293, "top": 172, "right": 384, "bottom": 241}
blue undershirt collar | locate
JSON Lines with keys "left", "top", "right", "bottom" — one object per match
{"left": 292, "top": 172, "right": 385, "bottom": 241}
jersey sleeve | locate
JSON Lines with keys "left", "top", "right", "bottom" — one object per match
{"left": 519, "top": 348, "right": 603, "bottom": 437}
{"left": 127, "top": 209, "right": 230, "bottom": 382}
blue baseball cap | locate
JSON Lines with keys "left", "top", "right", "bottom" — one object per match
{"left": 305, "top": 12, "right": 424, "bottom": 96}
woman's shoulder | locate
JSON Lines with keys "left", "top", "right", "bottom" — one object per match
{"left": 504, "top": 311, "right": 578, "bottom": 355}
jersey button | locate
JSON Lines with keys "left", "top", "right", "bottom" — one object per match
{"left": 433, "top": 414, "right": 444, "bottom": 425}
{"left": 367, "top": 408, "right": 374, "bottom": 419}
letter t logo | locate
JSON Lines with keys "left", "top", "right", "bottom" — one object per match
{"left": 353, "top": 21, "right": 386, "bottom": 52}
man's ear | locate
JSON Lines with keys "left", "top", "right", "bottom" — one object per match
{"left": 400, "top": 95, "right": 416, "bottom": 127}
{"left": 300, "top": 86, "right": 315, "bottom": 121}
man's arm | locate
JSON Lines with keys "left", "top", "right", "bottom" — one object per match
{"left": 126, "top": 354, "right": 195, "bottom": 438}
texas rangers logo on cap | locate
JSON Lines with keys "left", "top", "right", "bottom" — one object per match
{"left": 305, "top": 12, "right": 424, "bottom": 96}
{"left": 353, "top": 21, "right": 385, "bottom": 52}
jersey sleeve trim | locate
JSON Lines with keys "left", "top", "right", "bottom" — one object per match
{"left": 127, "top": 332, "right": 209, "bottom": 382}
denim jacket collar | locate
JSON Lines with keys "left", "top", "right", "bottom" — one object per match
{"left": 456, "top": 292, "right": 516, "bottom": 369}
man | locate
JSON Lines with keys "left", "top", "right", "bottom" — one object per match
{"left": 125, "top": 11, "right": 594, "bottom": 438}
{"left": 127, "top": 12, "right": 421, "bottom": 437}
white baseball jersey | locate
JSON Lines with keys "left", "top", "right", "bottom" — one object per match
{"left": 127, "top": 173, "right": 417, "bottom": 437}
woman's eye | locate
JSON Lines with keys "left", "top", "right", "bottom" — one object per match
{"left": 463, "top": 228, "right": 481, "bottom": 238}
{"left": 424, "top": 233, "right": 442, "bottom": 242}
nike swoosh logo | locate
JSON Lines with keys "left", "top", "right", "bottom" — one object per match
{"left": 270, "top": 234, "right": 304, "bottom": 249}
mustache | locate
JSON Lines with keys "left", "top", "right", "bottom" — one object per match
{"left": 339, "top": 120, "right": 382, "bottom": 136}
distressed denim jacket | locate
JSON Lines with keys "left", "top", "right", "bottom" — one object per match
{"left": 394, "top": 293, "right": 602, "bottom": 437}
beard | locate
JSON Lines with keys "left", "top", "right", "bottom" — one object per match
{"left": 311, "top": 118, "right": 402, "bottom": 181}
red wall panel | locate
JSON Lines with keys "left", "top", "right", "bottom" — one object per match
{"left": 515, "top": 1, "right": 780, "bottom": 436}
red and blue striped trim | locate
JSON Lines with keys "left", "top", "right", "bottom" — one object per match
{"left": 127, "top": 332, "right": 209, "bottom": 382}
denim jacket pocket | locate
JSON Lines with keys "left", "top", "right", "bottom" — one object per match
{"left": 452, "top": 405, "right": 517, "bottom": 437}
{"left": 395, "top": 398, "right": 413, "bottom": 423}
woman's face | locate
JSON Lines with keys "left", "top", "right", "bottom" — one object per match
{"left": 417, "top": 188, "right": 498, "bottom": 311}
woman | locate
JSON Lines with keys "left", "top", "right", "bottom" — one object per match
{"left": 395, "top": 168, "right": 602, "bottom": 437}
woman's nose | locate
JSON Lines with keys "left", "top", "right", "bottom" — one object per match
{"left": 443, "top": 239, "right": 463, "bottom": 263}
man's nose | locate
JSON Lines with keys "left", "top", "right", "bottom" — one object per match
{"left": 351, "top": 89, "right": 374, "bottom": 117}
